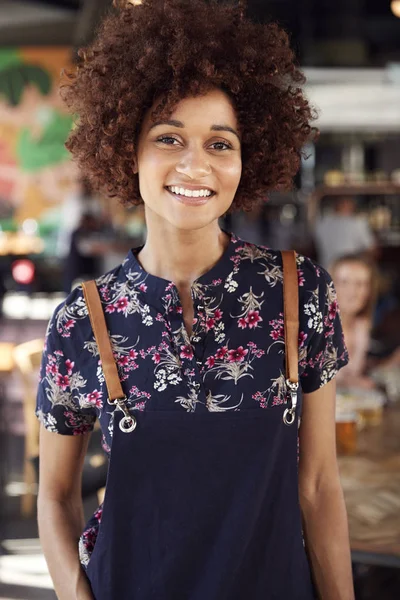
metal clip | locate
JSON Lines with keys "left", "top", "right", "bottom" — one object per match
{"left": 108, "top": 396, "right": 137, "bottom": 433}
{"left": 283, "top": 380, "right": 298, "bottom": 426}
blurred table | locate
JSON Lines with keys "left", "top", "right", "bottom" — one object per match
{"left": 338, "top": 405, "right": 400, "bottom": 567}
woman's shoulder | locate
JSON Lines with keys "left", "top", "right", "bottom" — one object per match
{"left": 47, "top": 262, "right": 126, "bottom": 341}
{"left": 235, "top": 237, "right": 331, "bottom": 291}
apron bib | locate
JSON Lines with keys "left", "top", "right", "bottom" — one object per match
{"left": 86, "top": 407, "right": 315, "bottom": 600}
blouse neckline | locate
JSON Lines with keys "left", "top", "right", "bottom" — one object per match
{"left": 122, "top": 231, "right": 240, "bottom": 302}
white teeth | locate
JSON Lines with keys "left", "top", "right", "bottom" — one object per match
{"left": 168, "top": 186, "right": 213, "bottom": 198}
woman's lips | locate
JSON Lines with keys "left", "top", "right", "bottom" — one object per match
{"left": 165, "top": 187, "right": 215, "bottom": 206}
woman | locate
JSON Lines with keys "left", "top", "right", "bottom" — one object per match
{"left": 330, "top": 254, "right": 377, "bottom": 390}
{"left": 36, "top": 1, "right": 354, "bottom": 598}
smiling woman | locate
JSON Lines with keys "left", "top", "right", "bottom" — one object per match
{"left": 36, "top": 2, "right": 355, "bottom": 600}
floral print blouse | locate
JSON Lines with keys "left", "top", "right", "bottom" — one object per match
{"left": 35, "top": 232, "right": 348, "bottom": 566}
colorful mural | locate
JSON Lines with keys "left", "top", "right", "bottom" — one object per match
{"left": 0, "top": 47, "right": 78, "bottom": 228}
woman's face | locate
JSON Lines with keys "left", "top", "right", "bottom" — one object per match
{"left": 333, "top": 261, "right": 372, "bottom": 317}
{"left": 134, "top": 88, "right": 242, "bottom": 231}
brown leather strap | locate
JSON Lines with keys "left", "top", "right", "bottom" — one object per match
{"left": 281, "top": 251, "right": 299, "bottom": 384}
{"left": 82, "top": 280, "right": 125, "bottom": 401}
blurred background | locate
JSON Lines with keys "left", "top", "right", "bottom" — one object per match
{"left": 1, "top": 0, "right": 400, "bottom": 598}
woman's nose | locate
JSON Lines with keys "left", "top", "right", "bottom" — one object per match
{"left": 175, "top": 148, "right": 212, "bottom": 178}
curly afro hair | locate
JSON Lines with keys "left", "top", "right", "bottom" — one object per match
{"left": 61, "top": 0, "right": 317, "bottom": 211}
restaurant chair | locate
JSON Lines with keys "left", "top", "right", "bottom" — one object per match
{"left": 12, "top": 338, "right": 44, "bottom": 518}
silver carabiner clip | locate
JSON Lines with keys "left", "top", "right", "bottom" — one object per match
{"left": 283, "top": 380, "right": 298, "bottom": 426}
{"left": 108, "top": 396, "right": 137, "bottom": 433}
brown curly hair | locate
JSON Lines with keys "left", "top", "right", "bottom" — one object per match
{"left": 61, "top": 0, "right": 317, "bottom": 211}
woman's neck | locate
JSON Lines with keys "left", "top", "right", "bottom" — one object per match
{"left": 137, "top": 218, "right": 230, "bottom": 287}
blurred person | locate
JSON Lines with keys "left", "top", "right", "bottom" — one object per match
{"left": 231, "top": 203, "right": 267, "bottom": 245}
{"left": 35, "top": 2, "right": 355, "bottom": 600}
{"left": 57, "top": 176, "right": 101, "bottom": 260}
{"left": 330, "top": 254, "right": 378, "bottom": 389}
{"left": 63, "top": 213, "right": 104, "bottom": 293}
{"left": 314, "top": 196, "right": 375, "bottom": 269}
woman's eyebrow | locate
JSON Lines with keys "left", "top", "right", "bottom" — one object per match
{"left": 148, "top": 119, "right": 240, "bottom": 141}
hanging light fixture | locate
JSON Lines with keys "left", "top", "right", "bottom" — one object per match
{"left": 391, "top": 0, "right": 400, "bottom": 18}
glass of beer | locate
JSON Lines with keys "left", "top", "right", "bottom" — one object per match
{"left": 356, "top": 390, "right": 385, "bottom": 427}
{"left": 336, "top": 410, "right": 358, "bottom": 455}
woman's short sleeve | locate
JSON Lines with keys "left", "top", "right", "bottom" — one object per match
{"left": 299, "top": 259, "right": 349, "bottom": 394}
{"left": 35, "top": 298, "right": 97, "bottom": 435}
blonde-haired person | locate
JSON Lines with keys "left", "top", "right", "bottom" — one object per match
{"left": 330, "top": 254, "right": 378, "bottom": 390}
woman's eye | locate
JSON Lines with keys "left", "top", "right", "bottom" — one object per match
{"left": 157, "top": 136, "right": 179, "bottom": 145}
{"left": 210, "top": 141, "right": 232, "bottom": 151}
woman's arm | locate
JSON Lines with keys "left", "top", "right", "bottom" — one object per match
{"left": 298, "top": 379, "right": 355, "bottom": 600}
{"left": 37, "top": 425, "right": 94, "bottom": 600}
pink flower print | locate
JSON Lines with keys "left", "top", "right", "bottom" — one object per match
{"left": 246, "top": 310, "right": 262, "bottom": 329}
{"left": 139, "top": 283, "right": 147, "bottom": 292}
{"left": 215, "top": 346, "right": 228, "bottom": 360}
{"left": 270, "top": 329, "right": 281, "bottom": 341}
{"left": 180, "top": 345, "right": 194, "bottom": 360}
{"left": 65, "top": 319, "right": 75, "bottom": 330}
{"left": 238, "top": 317, "right": 247, "bottom": 329}
{"left": 212, "top": 278, "right": 222, "bottom": 285}
{"left": 214, "top": 308, "right": 222, "bottom": 320}
{"left": 298, "top": 331, "right": 307, "bottom": 347}
{"left": 46, "top": 363, "right": 58, "bottom": 375}
{"left": 252, "top": 391, "right": 264, "bottom": 402}
{"left": 156, "top": 313, "right": 164, "bottom": 321}
{"left": 152, "top": 352, "right": 161, "bottom": 364}
{"left": 65, "top": 359, "right": 74, "bottom": 375}
{"left": 206, "top": 317, "right": 215, "bottom": 331}
{"left": 206, "top": 356, "right": 215, "bottom": 368}
{"left": 272, "top": 395, "right": 284, "bottom": 406}
{"left": 105, "top": 304, "right": 116, "bottom": 313}
{"left": 54, "top": 350, "right": 63, "bottom": 356}
{"left": 228, "top": 346, "right": 248, "bottom": 362}
{"left": 329, "top": 300, "right": 338, "bottom": 320}
{"left": 73, "top": 423, "right": 93, "bottom": 435}
{"left": 140, "top": 349, "right": 146, "bottom": 359}
{"left": 129, "top": 349, "right": 138, "bottom": 360}
{"left": 56, "top": 374, "right": 70, "bottom": 390}
{"left": 100, "top": 286, "right": 110, "bottom": 301}
{"left": 298, "top": 271, "right": 305, "bottom": 286}
{"left": 86, "top": 390, "right": 103, "bottom": 408}
{"left": 118, "top": 355, "right": 129, "bottom": 367}
{"left": 135, "top": 401, "right": 146, "bottom": 411}
{"left": 116, "top": 297, "right": 129, "bottom": 313}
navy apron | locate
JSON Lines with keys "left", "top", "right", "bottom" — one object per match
{"left": 82, "top": 252, "right": 317, "bottom": 599}
{"left": 86, "top": 405, "right": 316, "bottom": 599}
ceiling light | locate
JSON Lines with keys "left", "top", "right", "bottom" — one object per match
{"left": 391, "top": 0, "right": 400, "bottom": 18}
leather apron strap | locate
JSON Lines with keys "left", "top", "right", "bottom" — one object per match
{"left": 281, "top": 250, "right": 299, "bottom": 385}
{"left": 82, "top": 280, "right": 125, "bottom": 402}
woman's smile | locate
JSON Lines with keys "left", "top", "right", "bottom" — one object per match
{"left": 164, "top": 184, "right": 216, "bottom": 206}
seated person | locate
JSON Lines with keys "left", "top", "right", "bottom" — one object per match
{"left": 330, "top": 254, "right": 377, "bottom": 390}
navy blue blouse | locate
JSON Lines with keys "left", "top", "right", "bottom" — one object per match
{"left": 35, "top": 232, "right": 348, "bottom": 566}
